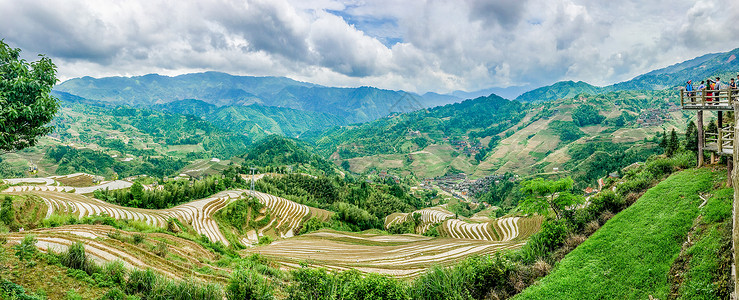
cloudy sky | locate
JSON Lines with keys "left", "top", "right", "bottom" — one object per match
{"left": 2, "top": 0, "right": 738, "bottom": 95}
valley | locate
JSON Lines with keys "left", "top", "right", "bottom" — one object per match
{"left": 0, "top": 40, "right": 737, "bottom": 299}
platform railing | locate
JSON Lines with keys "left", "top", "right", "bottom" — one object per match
{"left": 705, "top": 127, "right": 735, "bottom": 154}
{"left": 681, "top": 88, "right": 739, "bottom": 109}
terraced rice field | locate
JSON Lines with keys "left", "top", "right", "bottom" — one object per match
{"left": 50, "top": 173, "right": 98, "bottom": 187}
{"left": 242, "top": 229, "right": 529, "bottom": 277}
{"left": 4, "top": 180, "right": 133, "bottom": 194}
{"left": 5, "top": 225, "right": 228, "bottom": 282}
{"left": 384, "top": 205, "right": 455, "bottom": 233}
{"left": 3, "top": 188, "right": 330, "bottom": 246}
{"left": 242, "top": 191, "right": 332, "bottom": 243}
{"left": 440, "top": 216, "right": 542, "bottom": 242}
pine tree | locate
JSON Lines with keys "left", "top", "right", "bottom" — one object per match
{"left": 685, "top": 121, "right": 698, "bottom": 152}
{"left": 659, "top": 130, "right": 667, "bottom": 149}
{"left": 666, "top": 129, "right": 679, "bottom": 157}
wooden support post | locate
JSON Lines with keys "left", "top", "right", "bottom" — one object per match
{"left": 698, "top": 110, "right": 704, "bottom": 167}
{"left": 719, "top": 127, "right": 724, "bottom": 154}
{"left": 731, "top": 103, "right": 739, "bottom": 299}
{"left": 712, "top": 152, "right": 717, "bottom": 165}
{"left": 720, "top": 111, "right": 724, "bottom": 129}
{"left": 729, "top": 159, "right": 733, "bottom": 187}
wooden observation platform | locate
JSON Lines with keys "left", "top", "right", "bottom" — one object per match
{"left": 680, "top": 88, "right": 737, "bottom": 157}
{"left": 680, "top": 86, "right": 738, "bottom": 299}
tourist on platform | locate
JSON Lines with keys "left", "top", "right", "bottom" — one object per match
{"left": 714, "top": 77, "right": 722, "bottom": 105}
{"left": 698, "top": 80, "right": 706, "bottom": 97}
{"left": 731, "top": 78, "right": 737, "bottom": 101}
{"left": 707, "top": 79, "right": 714, "bottom": 104}
{"left": 685, "top": 80, "right": 694, "bottom": 98}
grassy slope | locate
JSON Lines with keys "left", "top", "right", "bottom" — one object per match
{"left": 515, "top": 169, "right": 714, "bottom": 299}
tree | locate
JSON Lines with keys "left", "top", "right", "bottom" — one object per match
{"left": 0, "top": 40, "right": 59, "bottom": 152}
{"left": 685, "top": 121, "right": 698, "bottom": 152}
{"left": 518, "top": 177, "right": 583, "bottom": 220}
{"left": 666, "top": 129, "right": 679, "bottom": 157}
{"left": 571, "top": 104, "right": 605, "bottom": 127}
{"left": 12, "top": 235, "right": 37, "bottom": 282}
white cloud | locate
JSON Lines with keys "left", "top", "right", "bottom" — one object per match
{"left": 0, "top": 0, "right": 737, "bottom": 94}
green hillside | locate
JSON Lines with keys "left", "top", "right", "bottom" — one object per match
{"left": 311, "top": 89, "right": 682, "bottom": 187}
{"left": 54, "top": 72, "right": 458, "bottom": 124}
{"left": 515, "top": 81, "right": 604, "bottom": 103}
{"left": 515, "top": 168, "right": 730, "bottom": 299}
{"left": 155, "top": 100, "right": 346, "bottom": 137}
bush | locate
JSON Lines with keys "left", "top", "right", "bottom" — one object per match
{"left": 100, "top": 288, "right": 127, "bottom": 300}
{"left": 59, "top": 242, "right": 99, "bottom": 275}
{"left": 150, "top": 277, "right": 223, "bottom": 300}
{"left": 125, "top": 269, "right": 156, "bottom": 296}
{"left": 287, "top": 267, "right": 337, "bottom": 300}
{"left": 258, "top": 235, "right": 273, "bottom": 246}
{"left": 226, "top": 268, "right": 273, "bottom": 300}
{"left": 103, "top": 260, "right": 127, "bottom": 285}
{"left": 342, "top": 272, "right": 409, "bottom": 300}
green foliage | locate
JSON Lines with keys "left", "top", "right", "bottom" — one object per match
{"left": 547, "top": 120, "right": 584, "bottom": 143}
{"left": 96, "top": 169, "right": 244, "bottom": 209}
{"left": 571, "top": 104, "right": 605, "bottom": 126}
{"left": 125, "top": 269, "right": 156, "bottom": 296}
{"left": 226, "top": 268, "right": 274, "bottom": 300}
{"left": 342, "top": 272, "right": 410, "bottom": 300}
{"left": 217, "top": 196, "right": 269, "bottom": 234}
{"left": 312, "top": 94, "right": 525, "bottom": 158}
{"left": 0, "top": 195, "right": 15, "bottom": 228}
{"left": 684, "top": 121, "right": 699, "bottom": 152}
{"left": 241, "top": 135, "right": 337, "bottom": 176}
{"left": 0, "top": 40, "right": 60, "bottom": 152}
{"left": 564, "top": 141, "right": 660, "bottom": 188}
{"left": 58, "top": 242, "right": 99, "bottom": 275}
{"left": 665, "top": 128, "right": 679, "bottom": 157}
{"left": 256, "top": 174, "right": 421, "bottom": 231}
{"left": 46, "top": 145, "right": 187, "bottom": 178}
{"left": 13, "top": 235, "right": 38, "bottom": 264}
{"left": 288, "top": 268, "right": 408, "bottom": 300}
{"left": 515, "top": 169, "right": 714, "bottom": 299}
{"left": 412, "top": 255, "right": 517, "bottom": 300}
{"left": 518, "top": 177, "right": 582, "bottom": 220}
{"left": 258, "top": 235, "right": 273, "bottom": 246}
{"left": 0, "top": 278, "right": 45, "bottom": 300}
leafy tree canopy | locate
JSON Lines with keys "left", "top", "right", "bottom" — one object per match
{"left": 571, "top": 104, "right": 605, "bottom": 127}
{"left": 518, "top": 177, "right": 583, "bottom": 220}
{"left": 0, "top": 40, "right": 59, "bottom": 152}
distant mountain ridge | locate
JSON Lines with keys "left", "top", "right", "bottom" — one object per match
{"left": 515, "top": 47, "right": 739, "bottom": 102}
{"left": 515, "top": 81, "right": 603, "bottom": 103}
{"left": 54, "top": 71, "right": 462, "bottom": 124}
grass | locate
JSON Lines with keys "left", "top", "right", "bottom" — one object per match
{"left": 515, "top": 169, "right": 715, "bottom": 299}
{"left": 675, "top": 187, "right": 733, "bottom": 299}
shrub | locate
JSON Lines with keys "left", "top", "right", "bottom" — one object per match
{"left": 100, "top": 288, "right": 127, "bottom": 300}
{"left": 154, "top": 240, "right": 168, "bottom": 257}
{"left": 342, "top": 272, "right": 409, "bottom": 300}
{"left": 66, "top": 290, "right": 83, "bottom": 300}
{"left": 150, "top": 277, "right": 223, "bottom": 300}
{"left": 125, "top": 269, "right": 156, "bottom": 296}
{"left": 103, "top": 260, "right": 127, "bottom": 285}
{"left": 584, "top": 220, "right": 600, "bottom": 235}
{"left": 287, "top": 267, "right": 337, "bottom": 300}
{"left": 59, "top": 242, "right": 98, "bottom": 274}
{"left": 258, "top": 235, "right": 273, "bottom": 246}
{"left": 132, "top": 234, "right": 145, "bottom": 245}
{"left": 412, "top": 255, "right": 515, "bottom": 300}
{"left": 226, "top": 268, "right": 273, "bottom": 300}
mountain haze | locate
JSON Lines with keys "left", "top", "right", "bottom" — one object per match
{"left": 54, "top": 72, "right": 462, "bottom": 124}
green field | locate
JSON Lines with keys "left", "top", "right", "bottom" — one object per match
{"left": 515, "top": 169, "right": 716, "bottom": 299}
